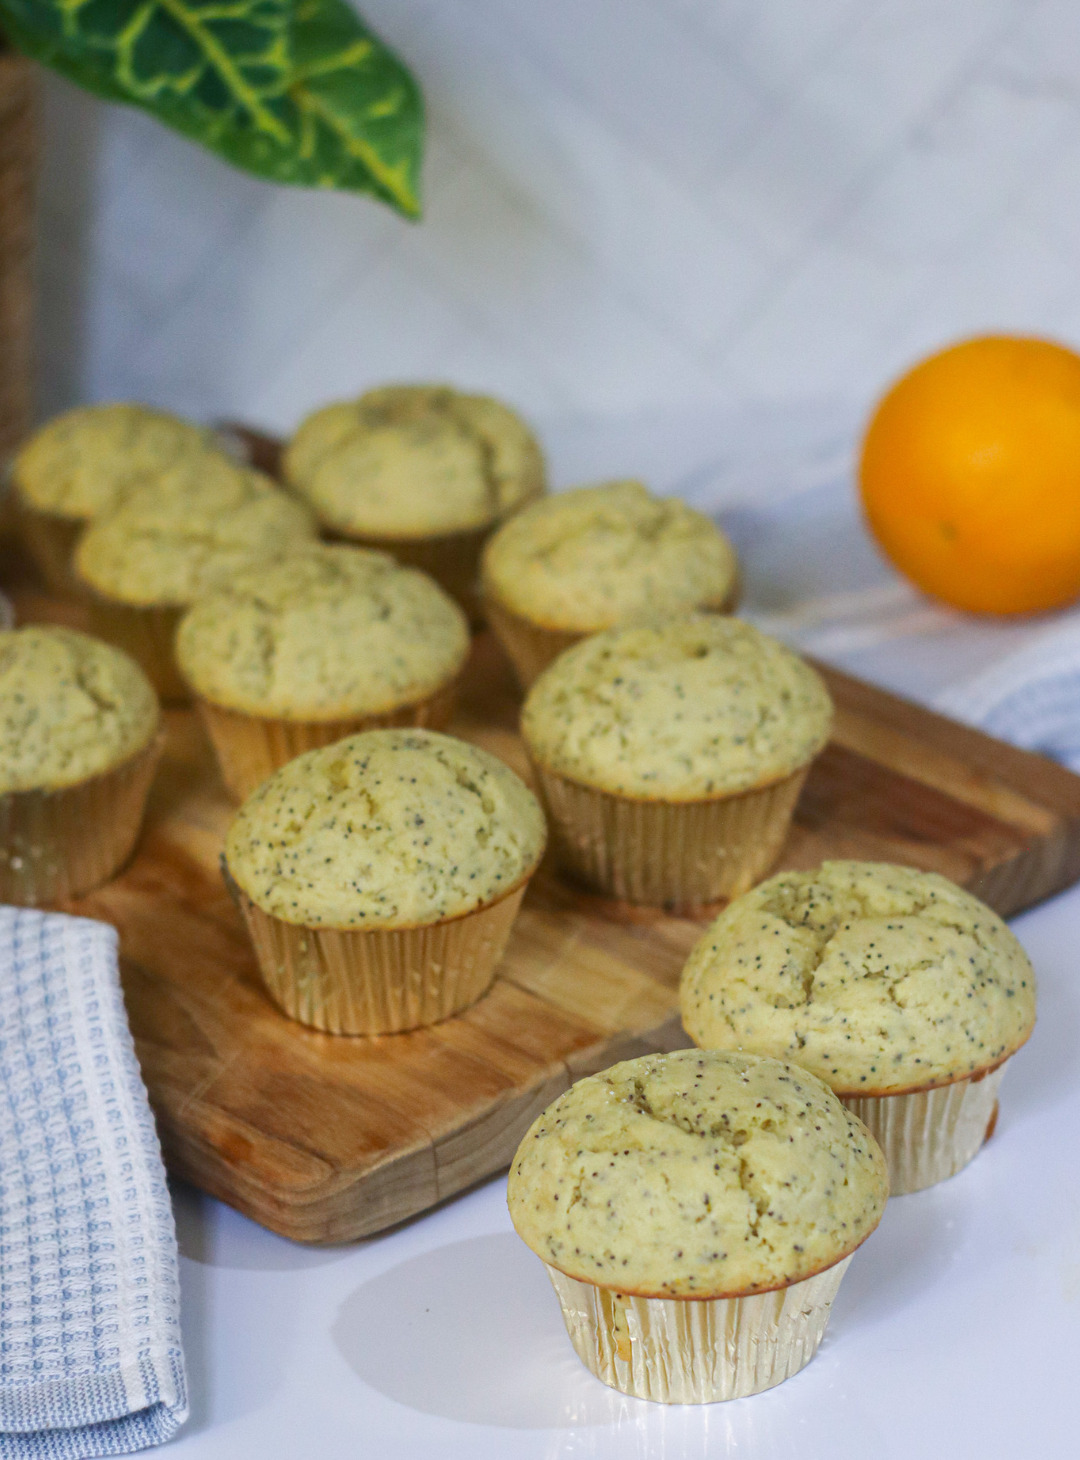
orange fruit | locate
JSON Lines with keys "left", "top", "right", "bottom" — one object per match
{"left": 859, "top": 335, "right": 1080, "bottom": 614}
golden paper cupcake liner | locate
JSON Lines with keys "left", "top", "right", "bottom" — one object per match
{"left": 15, "top": 500, "right": 86, "bottom": 597}
{"left": 226, "top": 869, "right": 530, "bottom": 1035}
{"left": 195, "top": 679, "right": 459, "bottom": 801}
{"left": 0, "top": 732, "right": 163, "bottom": 906}
{"left": 529, "top": 761, "right": 809, "bottom": 910}
{"left": 482, "top": 597, "right": 582, "bottom": 690}
{"left": 842, "top": 1063, "right": 1008, "bottom": 1195}
{"left": 544, "top": 1256, "right": 852, "bottom": 1403}
{"left": 484, "top": 580, "right": 743, "bottom": 691}
{"left": 79, "top": 594, "right": 188, "bottom": 702}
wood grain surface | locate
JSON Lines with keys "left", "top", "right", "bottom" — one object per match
{"left": 8, "top": 525, "right": 1080, "bottom": 1244}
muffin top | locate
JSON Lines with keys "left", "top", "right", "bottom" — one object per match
{"left": 482, "top": 480, "right": 738, "bottom": 631}
{"left": 74, "top": 466, "right": 317, "bottom": 607}
{"left": 681, "top": 861, "right": 1037, "bottom": 1095}
{"left": 508, "top": 1048, "right": 887, "bottom": 1298}
{"left": 224, "top": 728, "right": 546, "bottom": 928}
{"left": 12, "top": 402, "right": 215, "bottom": 520}
{"left": 0, "top": 626, "right": 159, "bottom": 791}
{"left": 176, "top": 545, "right": 470, "bottom": 718}
{"left": 522, "top": 615, "right": 833, "bottom": 800}
{"left": 283, "top": 384, "right": 545, "bottom": 539}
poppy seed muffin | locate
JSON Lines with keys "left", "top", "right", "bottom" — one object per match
{"left": 12, "top": 403, "right": 214, "bottom": 521}
{"left": 680, "top": 861, "right": 1037, "bottom": 1193}
{"left": 11, "top": 402, "right": 216, "bottom": 594}
{"left": 73, "top": 465, "right": 317, "bottom": 699}
{"left": 523, "top": 615, "right": 830, "bottom": 801}
{"left": 224, "top": 729, "right": 546, "bottom": 1033}
{"left": 75, "top": 465, "right": 316, "bottom": 608}
{"left": 177, "top": 545, "right": 469, "bottom": 721}
{"left": 508, "top": 1048, "right": 887, "bottom": 1401}
{"left": 285, "top": 385, "right": 544, "bottom": 537}
{"left": 520, "top": 614, "right": 832, "bottom": 906}
{"left": 175, "top": 545, "right": 471, "bottom": 798}
{"left": 482, "top": 481, "right": 740, "bottom": 686}
{"left": 0, "top": 626, "right": 162, "bottom": 903}
{"left": 283, "top": 384, "right": 545, "bottom": 612}
{"left": 0, "top": 626, "right": 158, "bottom": 792}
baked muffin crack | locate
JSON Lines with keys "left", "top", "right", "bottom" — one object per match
{"left": 682, "top": 862, "right": 1036, "bottom": 1094}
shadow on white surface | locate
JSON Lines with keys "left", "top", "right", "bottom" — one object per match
{"left": 171, "top": 1180, "right": 354, "bottom": 1270}
{"left": 333, "top": 1232, "right": 630, "bottom": 1428}
{"left": 331, "top": 1231, "right": 889, "bottom": 1455}
{"left": 177, "top": 1250, "right": 300, "bottom": 1437}
{"left": 172, "top": 1182, "right": 356, "bottom": 1436}
{"left": 177, "top": 1248, "right": 212, "bottom": 1436}
{"left": 1000, "top": 928, "right": 1080, "bottom": 1125}
{"left": 829, "top": 1180, "right": 970, "bottom": 1334}
{"left": 172, "top": 1184, "right": 346, "bottom": 1437}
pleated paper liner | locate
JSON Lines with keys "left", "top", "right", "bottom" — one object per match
{"left": 842, "top": 1059, "right": 1011, "bottom": 1195}
{"left": 481, "top": 597, "right": 582, "bottom": 691}
{"left": 483, "top": 576, "right": 743, "bottom": 691}
{"left": 529, "top": 760, "right": 809, "bottom": 911}
{"left": 14, "top": 499, "right": 86, "bottom": 598}
{"left": 224, "top": 862, "right": 537, "bottom": 1035}
{"left": 0, "top": 731, "right": 163, "bottom": 905}
{"left": 77, "top": 589, "right": 188, "bottom": 702}
{"left": 194, "top": 678, "right": 460, "bottom": 802}
{"left": 544, "top": 1255, "right": 854, "bottom": 1403}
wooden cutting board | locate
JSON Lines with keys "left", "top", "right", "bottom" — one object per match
{"left": 9, "top": 548, "right": 1080, "bottom": 1245}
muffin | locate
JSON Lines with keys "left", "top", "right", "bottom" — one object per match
{"left": 680, "top": 861, "right": 1037, "bottom": 1194}
{"left": 283, "top": 385, "right": 545, "bottom": 614}
{"left": 521, "top": 614, "right": 832, "bottom": 908}
{"left": 223, "top": 728, "right": 546, "bottom": 1034}
{"left": 0, "top": 626, "right": 162, "bottom": 904}
{"left": 482, "top": 481, "right": 740, "bottom": 687}
{"left": 508, "top": 1048, "right": 887, "bottom": 1403}
{"left": 175, "top": 545, "right": 471, "bottom": 800}
{"left": 10, "top": 402, "right": 216, "bottom": 594}
{"left": 73, "top": 462, "right": 317, "bottom": 699}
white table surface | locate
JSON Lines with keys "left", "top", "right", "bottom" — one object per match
{"left": 164, "top": 880, "right": 1077, "bottom": 1460}
{"left": 161, "top": 427, "right": 1080, "bottom": 1458}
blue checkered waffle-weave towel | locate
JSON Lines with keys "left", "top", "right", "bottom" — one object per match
{"left": 0, "top": 907, "right": 187, "bottom": 1457}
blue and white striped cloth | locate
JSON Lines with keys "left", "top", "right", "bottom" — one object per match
{"left": 934, "top": 615, "right": 1080, "bottom": 772}
{"left": 0, "top": 907, "right": 187, "bottom": 1457}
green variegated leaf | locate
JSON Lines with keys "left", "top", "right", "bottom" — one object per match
{"left": 287, "top": 0, "right": 421, "bottom": 212}
{"left": 0, "top": 0, "right": 422, "bottom": 214}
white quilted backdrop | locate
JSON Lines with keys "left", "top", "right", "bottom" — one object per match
{"left": 35, "top": 0, "right": 1080, "bottom": 470}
